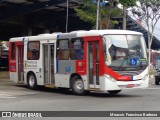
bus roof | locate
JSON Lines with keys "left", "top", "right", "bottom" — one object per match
{"left": 58, "top": 30, "right": 143, "bottom": 39}
{"left": 9, "top": 33, "right": 58, "bottom": 42}
{"left": 9, "top": 30, "right": 143, "bottom": 42}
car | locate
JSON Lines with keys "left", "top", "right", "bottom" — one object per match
{"left": 155, "top": 69, "right": 160, "bottom": 85}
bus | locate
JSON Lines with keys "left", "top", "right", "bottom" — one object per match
{"left": 149, "top": 49, "right": 160, "bottom": 85}
{"left": 0, "top": 41, "right": 9, "bottom": 69}
{"left": 9, "top": 30, "right": 149, "bottom": 95}
{"left": 150, "top": 49, "right": 160, "bottom": 70}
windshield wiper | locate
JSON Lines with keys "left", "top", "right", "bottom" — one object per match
{"left": 117, "top": 58, "right": 128, "bottom": 71}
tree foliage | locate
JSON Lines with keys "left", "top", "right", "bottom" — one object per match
{"left": 74, "top": 0, "right": 96, "bottom": 25}
{"left": 119, "top": 0, "right": 136, "bottom": 7}
{"left": 74, "top": 0, "right": 120, "bottom": 29}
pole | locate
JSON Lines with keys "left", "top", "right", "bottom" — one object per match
{"left": 122, "top": 6, "right": 126, "bottom": 30}
{"left": 96, "top": 0, "right": 100, "bottom": 30}
{"left": 66, "top": 0, "right": 68, "bottom": 33}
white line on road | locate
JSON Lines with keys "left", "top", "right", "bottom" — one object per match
{"left": 0, "top": 97, "right": 16, "bottom": 98}
{"left": 143, "top": 87, "right": 160, "bottom": 89}
{"left": 0, "top": 91, "right": 37, "bottom": 99}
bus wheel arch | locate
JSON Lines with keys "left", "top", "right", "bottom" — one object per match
{"left": 27, "top": 71, "right": 37, "bottom": 89}
{"left": 70, "top": 73, "right": 84, "bottom": 95}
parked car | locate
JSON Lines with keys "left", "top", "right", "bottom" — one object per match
{"left": 155, "top": 69, "right": 160, "bottom": 85}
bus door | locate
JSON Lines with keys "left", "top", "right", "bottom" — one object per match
{"left": 88, "top": 41, "right": 100, "bottom": 88}
{"left": 43, "top": 44, "right": 55, "bottom": 85}
{"left": 17, "top": 45, "right": 24, "bottom": 82}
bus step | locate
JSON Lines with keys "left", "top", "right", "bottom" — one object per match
{"left": 88, "top": 88, "right": 100, "bottom": 91}
{"left": 17, "top": 81, "right": 25, "bottom": 84}
{"left": 44, "top": 84, "right": 55, "bottom": 88}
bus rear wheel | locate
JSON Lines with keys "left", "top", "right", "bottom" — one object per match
{"left": 108, "top": 90, "right": 121, "bottom": 95}
{"left": 71, "top": 76, "right": 84, "bottom": 95}
{"left": 27, "top": 73, "right": 37, "bottom": 89}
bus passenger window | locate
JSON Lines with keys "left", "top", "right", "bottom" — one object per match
{"left": 27, "top": 41, "right": 40, "bottom": 60}
{"left": 70, "top": 38, "right": 84, "bottom": 60}
{"left": 57, "top": 39, "right": 69, "bottom": 60}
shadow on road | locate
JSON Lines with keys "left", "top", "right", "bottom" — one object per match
{"left": 22, "top": 85, "right": 142, "bottom": 98}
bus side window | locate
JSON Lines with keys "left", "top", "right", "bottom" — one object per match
{"left": 27, "top": 41, "right": 40, "bottom": 60}
{"left": 57, "top": 39, "right": 69, "bottom": 60}
{"left": 11, "top": 42, "right": 15, "bottom": 60}
{"left": 70, "top": 38, "right": 84, "bottom": 60}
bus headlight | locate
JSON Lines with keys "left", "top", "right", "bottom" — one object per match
{"left": 142, "top": 74, "right": 149, "bottom": 81}
{"left": 105, "top": 75, "right": 116, "bottom": 82}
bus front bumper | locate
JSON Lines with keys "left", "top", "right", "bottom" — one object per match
{"left": 99, "top": 76, "right": 149, "bottom": 91}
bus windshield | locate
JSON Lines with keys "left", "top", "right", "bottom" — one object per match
{"left": 103, "top": 34, "right": 148, "bottom": 71}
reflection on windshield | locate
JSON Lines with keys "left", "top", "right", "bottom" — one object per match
{"left": 104, "top": 35, "right": 147, "bottom": 71}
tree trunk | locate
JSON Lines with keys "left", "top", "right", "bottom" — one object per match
{"left": 148, "top": 32, "right": 151, "bottom": 69}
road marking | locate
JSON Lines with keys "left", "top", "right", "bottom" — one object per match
{"left": 0, "top": 97, "right": 16, "bottom": 99}
{"left": 0, "top": 91, "right": 37, "bottom": 99}
{"left": 143, "top": 87, "right": 160, "bottom": 90}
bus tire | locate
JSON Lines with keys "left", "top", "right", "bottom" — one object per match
{"left": 108, "top": 90, "right": 121, "bottom": 95}
{"left": 27, "top": 73, "right": 37, "bottom": 89}
{"left": 71, "top": 76, "right": 84, "bottom": 95}
{"left": 155, "top": 77, "right": 160, "bottom": 85}
{"left": 155, "top": 81, "right": 159, "bottom": 85}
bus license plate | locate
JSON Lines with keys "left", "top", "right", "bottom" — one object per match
{"left": 127, "top": 84, "right": 135, "bottom": 88}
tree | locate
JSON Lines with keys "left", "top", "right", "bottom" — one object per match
{"left": 74, "top": 0, "right": 120, "bottom": 29}
{"left": 131, "top": 0, "right": 160, "bottom": 67}
{"left": 119, "top": 0, "right": 136, "bottom": 30}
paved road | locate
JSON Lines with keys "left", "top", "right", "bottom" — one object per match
{"left": 0, "top": 71, "right": 160, "bottom": 120}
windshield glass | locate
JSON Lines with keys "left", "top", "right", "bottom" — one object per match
{"left": 103, "top": 34, "right": 148, "bottom": 71}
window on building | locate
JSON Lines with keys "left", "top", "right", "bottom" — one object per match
{"left": 27, "top": 41, "right": 40, "bottom": 60}
{"left": 57, "top": 39, "right": 69, "bottom": 60}
{"left": 70, "top": 38, "right": 84, "bottom": 60}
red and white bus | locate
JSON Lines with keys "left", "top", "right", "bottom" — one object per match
{"left": 0, "top": 41, "right": 9, "bottom": 68}
{"left": 150, "top": 49, "right": 160, "bottom": 70}
{"left": 9, "top": 30, "right": 149, "bottom": 95}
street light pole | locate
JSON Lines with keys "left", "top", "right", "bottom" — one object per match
{"left": 96, "top": 0, "right": 100, "bottom": 30}
{"left": 66, "top": 0, "right": 69, "bottom": 33}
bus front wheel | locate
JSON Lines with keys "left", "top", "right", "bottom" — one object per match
{"left": 71, "top": 76, "right": 84, "bottom": 95}
{"left": 27, "top": 73, "right": 37, "bottom": 89}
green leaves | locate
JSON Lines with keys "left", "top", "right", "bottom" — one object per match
{"left": 119, "top": 0, "right": 136, "bottom": 7}
{"left": 74, "top": 0, "right": 121, "bottom": 29}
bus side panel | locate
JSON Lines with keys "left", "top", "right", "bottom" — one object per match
{"left": 55, "top": 60, "right": 76, "bottom": 88}
{"left": 55, "top": 74, "right": 70, "bottom": 88}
